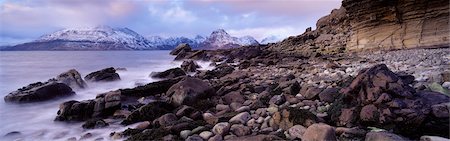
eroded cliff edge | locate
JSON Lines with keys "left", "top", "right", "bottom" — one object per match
{"left": 269, "top": 0, "right": 449, "bottom": 56}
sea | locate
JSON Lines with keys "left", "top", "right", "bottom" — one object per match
{"left": 0, "top": 51, "right": 212, "bottom": 141}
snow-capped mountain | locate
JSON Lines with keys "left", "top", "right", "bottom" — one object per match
{"left": 3, "top": 26, "right": 259, "bottom": 50}
{"left": 198, "top": 29, "right": 259, "bottom": 50}
{"left": 260, "top": 35, "right": 283, "bottom": 44}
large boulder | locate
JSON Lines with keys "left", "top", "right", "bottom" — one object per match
{"left": 121, "top": 101, "right": 175, "bottom": 125}
{"left": 329, "top": 64, "right": 450, "bottom": 138}
{"left": 167, "top": 76, "right": 215, "bottom": 106}
{"left": 181, "top": 60, "right": 201, "bottom": 73}
{"left": 120, "top": 77, "right": 182, "bottom": 97}
{"left": 84, "top": 67, "right": 120, "bottom": 82}
{"left": 4, "top": 81, "right": 74, "bottom": 103}
{"left": 150, "top": 68, "right": 186, "bottom": 79}
{"left": 302, "top": 123, "right": 337, "bottom": 141}
{"left": 170, "top": 43, "right": 192, "bottom": 55}
{"left": 56, "top": 69, "right": 87, "bottom": 90}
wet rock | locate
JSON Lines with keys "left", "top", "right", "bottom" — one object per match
{"left": 122, "top": 102, "right": 174, "bottom": 125}
{"left": 170, "top": 43, "right": 192, "bottom": 55}
{"left": 212, "top": 122, "right": 231, "bottom": 136}
{"left": 156, "top": 113, "right": 178, "bottom": 127}
{"left": 56, "top": 69, "right": 87, "bottom": 90}
{"left": 150, "top": 68, "right": 186, "bottom": 79}
{"left": 181, "top": 60, "right": 201, "bottom": 73}
{"left": 167, "top": 76, "right": 215, "bottom": 106}
{"left": 229, "top": 112, "right": 251, "bottom": 124}
{"left": 203, "top": 113, "right": 218, "bottom": 125}
{"left": 55, "top": 100, "right": 96, "bottom": 121}
{"left": 5, "top": 81, "right": 74, "bottom": 103}
{"left": 135, "top": 121, "right": 151, "bottom": 130}
{"left": 180, "top": 130, "right": 192, "bottom": 139}
{"left": 84, "top": 67, "right": 120, "bottom": 82}
{"left": 208, "top": 134, "right": 223, "bottom": 141}
{"left": 120, "top": 77, "right": 182, "bottom": 97}
{"left": 126, "top": 128, "right": 171, "bottom": 141}
{"left": 420, "top": 136, "right": 450, "bottom": 141}
{"left": 82, "top": 118, "right": 108, "bottom": 129}
{"left": 431, "top": 104, "right": 449, "bottom": 118}
{"left": 269, "top": 94, "right": 286, "bottom": 105}
{"left": 80, "top": 133, "right": 93, "bottom": 140}
{"left": 186, "top": 134, "right": 203, "bottom": 141}
{"left": 365, "top": 131, "right": 407, "bottom": 141}
{"left": 302, "top": 123, "right": 336, "bottom": 141}
{"left": 230, "top": 124, "right": 251, "bottom": 137}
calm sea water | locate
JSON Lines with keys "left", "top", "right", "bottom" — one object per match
{"left": 0, "top": 51, "right": 211, "bottom": 141}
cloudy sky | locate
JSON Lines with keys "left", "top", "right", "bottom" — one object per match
{"left": 0, "top": 0, "right": 341, "bottom": 45}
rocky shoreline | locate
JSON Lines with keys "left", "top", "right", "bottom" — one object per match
{"left": 3, "top": 44, "right": 449, "bottom": 141}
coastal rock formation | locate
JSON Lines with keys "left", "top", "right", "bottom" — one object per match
{"left": 56, "top": 69, "right": 87, "bottom": 90}
{"left": 343, "top": 0, "right": 450, "bottom": 51}
{"left": 180, "top": 60, "right": 201, "bottom": 73}
{"left": 150, "top": 68, "right": 186, "bottom": 79}
{"left": 329, "top": 64, "right": 450, "bottom": 138}
{"left": 4, "top": 82, "right": 74, "bottom": 103}
{"left": 167, "top": 76, "right": 215, "bottom": 106}
{"left": 84, "top": 67, "right": 120, "bottom": 82}
{"left": 170, "top": 43, "right": 192, "bottom": 55}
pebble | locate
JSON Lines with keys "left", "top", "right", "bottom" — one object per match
{"left": 199, "top": 131, "right": 214, "bottom": 140}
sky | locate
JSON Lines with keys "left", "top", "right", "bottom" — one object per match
{"left": 0, "top": 0, "right": 341, "bottom": 46}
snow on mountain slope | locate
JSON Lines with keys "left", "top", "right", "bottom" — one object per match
{"left": 36, "top": 25, "right": 156, "bottom": 50}
{"left": 260, "top": 35, "right": 283, "bottom": 44}
{"left": 199, "top": 29, "right": 259, "bottom": 50}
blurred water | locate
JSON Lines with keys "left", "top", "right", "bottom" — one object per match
{"left": 0, "top": 51, "right": 212, "bottom": 141}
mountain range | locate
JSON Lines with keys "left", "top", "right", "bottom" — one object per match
{"left": 2, "top": 26, "right": 271, "bottom": 51}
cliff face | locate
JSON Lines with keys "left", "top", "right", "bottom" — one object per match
{"left": 343, "top": 0, "right": 450, "bottom": 51}
{"left": 269, "top": 0, "right": 449, "bottom": 56}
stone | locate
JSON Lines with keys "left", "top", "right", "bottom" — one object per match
{"left": 365, "top": 131, "right": 407, "bottom": 141}
{"left": 170, "top": 43, "right": 192, "bottom": 55}
{"left": 180, "top": 130, "right": 192, "bottom": 139}
{"left": 167, "top": 76, "right": 215, "bottom": 106}
{"left": 203, "top": 113, "right": 218, "bottom": 125}
{"left": 4, "top": 81, "right": 74, "bottom": 103}
{"left": 227, "top": 135, "right": 282, "bottom": 141}
{"left": 150, "top": 68, "right": 186, "bottom": 79}
{"left": 55, "top": 100, "right": 96, "bottom": 121}
{"left": 199, "top": 131, "right": 214, "bottom": 140}
{"left": 157, "top": 113, "right": 178, "bottom": 126}
{"left": 186, "top": 134, "right": 203, "bottom": 141}
{"left": 208, "top": 135, "right": 223, "bottom": 141}
{"left": 230, "top": 124, "right": 251, "bottom": 137}
{"left": 360, "top": 104, "right": 379, "bottom": 122}
{"left": 431, "top": 104, "right": 449, "bottom": 118}
{"left": 120, "top": 77, "right": 182, "bottom": 97}
{"left": 212, "top": 122, "right": 231, "bottom": 136}
{"left": 84, "top": 67, "right": 120, "bottom": 82}
{"left": 269, "top": 95, "right": 286, "bottom": 105}
{"left": 80, "top": 133, "right": 93, "bottom": 140}
{"left": 216, "top": 104, "right": 230, "bottom": 111}
{"left": 82, "top": 118, "right": 108, "bottom": 129}
{"left": 318, "top": 88, "right": 339, "bottom": 103}
{"left": 420, "top": 136, "right": 450, "bottom": 141}
{"left": 56, "top": 69, "right": 87, "bottom": 90}
{"left": 229, "top": 112, "right": 251, "bottom": 124}
{"left": 223, "top": 91, "right": 245, "bottom": 104}
{"left": 302, "top": 123, "right": 337, "bottom": 141}
{"left": 288, "top": 125, "right": 307, "bottom": 139}
{"left": 121, "top": 102, "right": 174, "bottom": 125}
{"left": 303, "top": 86, "right": 323, "bottom": 100}
{"left": 235, "top": 106, "right": 250, "bottom": 112}
{"left": 135, "top": 121, "right": 151, "bottom": 130}
{"left": 181, "top": 60, "right": 201, "bottom": 73}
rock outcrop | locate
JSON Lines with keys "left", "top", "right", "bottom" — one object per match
{"left": 84, "top": 67, "right": 120, "bottom": 82}
{"left": 56, "top": 69, "right": 87, "bottom": 90}
{"left": 4, "top": 82, "right": 74, "bottom": 103}
{"left": 343, "top": 0, "right": 450, "bottom": 51}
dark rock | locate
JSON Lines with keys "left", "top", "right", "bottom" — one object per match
{"left": 287, "top": 108, "right": 319, "bottom": 127}
{"left": 302, "top": 123, "right": 337, "bottom": 141}
{"left": 156, "top": 113, "right": 178, "bottom": 127}
{"left": 150, "top": 68, "right": 186, "bottom": 79}
{"left": 4, "top": 82, "right": 74, "bottom": 103}
{"left": 170, "top": 43, "right": 192, "bottom": 55}
{"left": 181, "top": 60, "right": 201, "bottom": 73}
{"left": 84, "top": 67, "right": 120, "bottom": 82}
{"left": 122, "top": 101, "right": 175, "bottom": 125}
{"left": 4, "top": 131, "right": 21, "bottom": 138}
{"left": 223, "top": 91, "right": 245, "bottom": 104}
{"left": 167, "top": 76, "right": 215, "bottom": 106}
{"left": 303, "top": 86, "right": 323, "bottom": 100}
{"left": 269, "top": 94, "right": 286, "bottom": 105}
{"left": 365, "top": 131, "right": 407, "bottom": 141}
{"left": 126, "top": 128, "right": 171, "bottom": 141}
{"left": 319, "top": 88, "right": 339, "bottom": 103}
{"left": 82, "top": 118, "right": 109, "bottom": 129}
{"left": 230, "top": 124, "right": 251, "bottom": 137}
{"left": 120, "top": 77, "right": 182, "bottom": 97}
{"left": 227, "top": 135, "right": 282, "bottom": 141}
{"left": 55, "top": 100, "right": 96, "bottom": 121}
{"left": 199, "top": 64, "right": 235, "bottom": 79}
{"left": 56, "top": 69, "right": 87, "bottom": 89}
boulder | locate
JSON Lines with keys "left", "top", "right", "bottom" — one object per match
{"left": 122, "top": 102, "right": 175, "bottom": 125}
{"left": 181, "top": 60, "right": 201, "bottom": 73}
{"left": 318, "top": 88, "right": 339, "bottom": 103}
{"left": 82, "top": 118, "right": 108, "bottom": 129}
{"left": 167, "top": 76, "right": 215, "bottom": 106}
{"left": 288, "top": 125, "right": 307, "bottom": 139}
{"left": 170, "top": 43, "right": 192, "bottom": 55}
{"left": 230, "top": 124, "right": 251, "bottom": 137}
{"left": 55, "top": 100, "right": 96, "bottom": 121}
{"left": 5, "top": 81, "right": 74, "bottom": 103}
{"left": 303, "top": 86, "right": 323, "bottom": 100}
{"left": 150, "top": 68, "right": 186, "bottom": 79}
{"left": 120, "top": 77, "right": 182, "bottom": 97}
{"left": 84, "top": 67, "right": 120, "bottom": 82}
{"left": 156, "top": 113, "right": 178, "bottom": 126}
{"left": 223, "top": 91, "right": 245, "bottom": 104}
{"left": 365, "top": 131, "right": 407, "bottom": 141}
{"left": 212, "top": 122, "right": 231, "bottom": 136}
{"left": 229, "top": 112, "right": 251, "bottom": 124}
{"left": 302, "top": 123, "right": 337, "bottom": 141}
{"left": 56, "top": 69, "right": 87, "bottom": 90}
